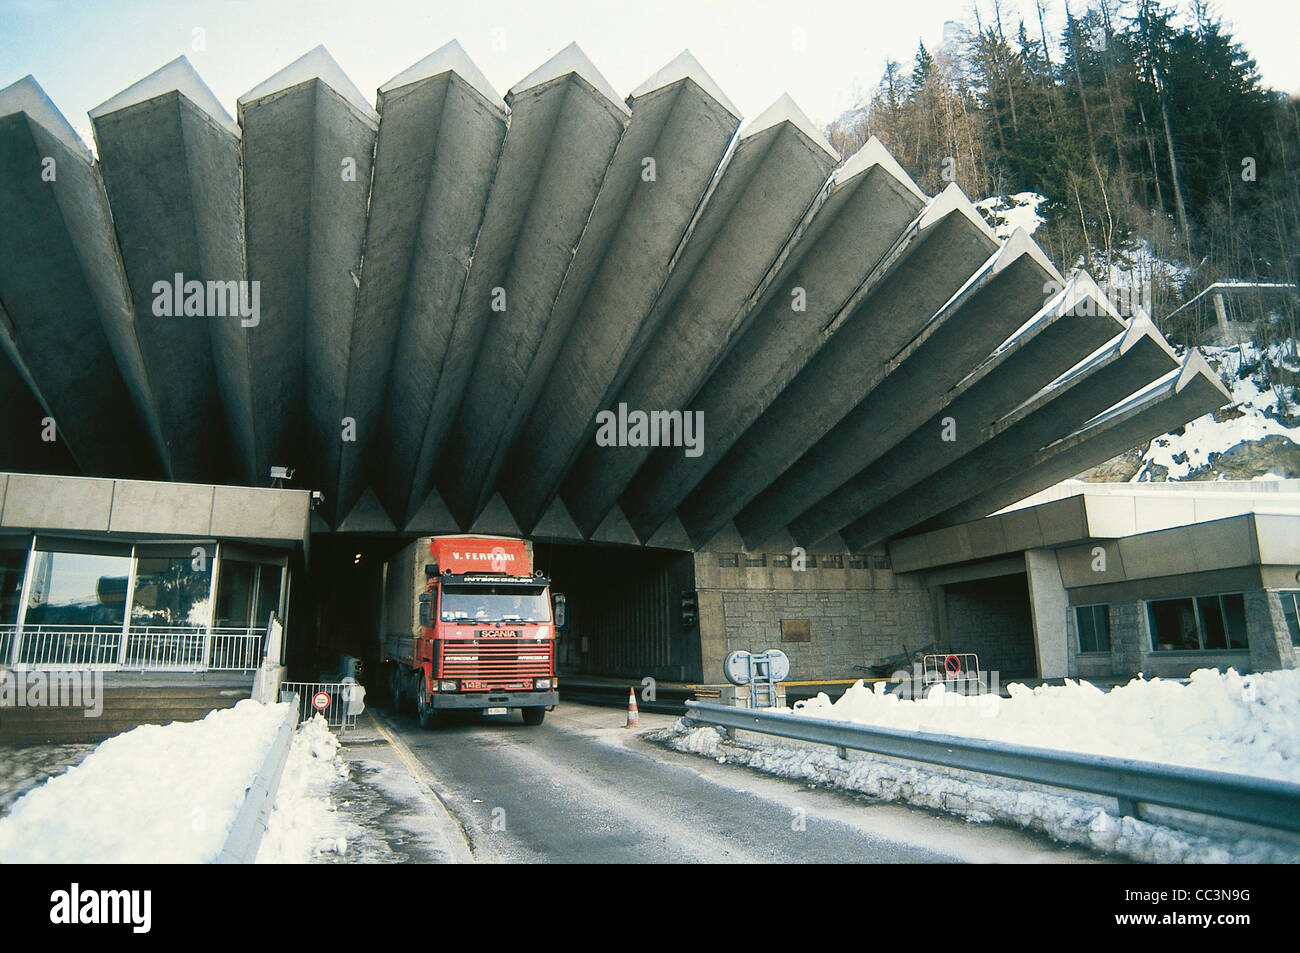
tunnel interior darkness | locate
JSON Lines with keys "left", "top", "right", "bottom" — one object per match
{"left": 294, "top": 536, "right": 698, "bottom": 684}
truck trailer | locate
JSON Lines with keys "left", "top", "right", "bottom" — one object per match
{"left": 380, "top": 535, "right": 559, "bottom": 728}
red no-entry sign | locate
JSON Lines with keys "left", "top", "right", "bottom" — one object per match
{"left": 312, "top": 691, "right": 331, "bottom": 711}
{"left": 944, "top": 655, "right": 962, "bottom": 674}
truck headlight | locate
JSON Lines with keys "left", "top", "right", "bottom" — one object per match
{"left": 535, "top": 678, "right": 552, "bottom": 690}
{"left": 438, "top": 680, "right": 458, "bottom": 692}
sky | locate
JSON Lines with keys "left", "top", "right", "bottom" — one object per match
{"left": 1, "top": 0, "right": 1298, "bottom": 150}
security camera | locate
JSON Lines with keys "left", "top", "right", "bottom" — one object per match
{"left": 270, "top": 466, "right": 295, "bottom": 480}
{"left": 310, "top": 490, "right": 325, "bottom": 509}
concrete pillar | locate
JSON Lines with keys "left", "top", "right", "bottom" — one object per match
{"left": 1024, "top": 549, "right": 1069, "bottom": 678}
{"left": 1245, "top": 590, "right": 1298, "bottom": 671}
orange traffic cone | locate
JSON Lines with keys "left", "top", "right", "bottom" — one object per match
{"left": 625, "top": 687, "right": 641, "bottom": 728}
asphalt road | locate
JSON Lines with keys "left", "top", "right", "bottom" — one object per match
{"left": 378, "top": 701, "right": 1110, "bottom": 864}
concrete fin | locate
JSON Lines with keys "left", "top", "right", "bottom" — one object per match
{"left": 918, "top": 182, "right": 997, "bottom": 242}
{"left": 90, "top": 55, "right": 238, "bottom": 136}
{"left": 629, "top": 49, "right": 739, "bottom": 118}
{"left": 645, "top": 512, "right": 694, "bottom": 550}
{"left": 589, "top": 504, "right": 640, "bottom": 545}
{"left": 699, "top": 520, "right": 746, "bottom": 552}
{"left": 508, "top": 42, "right": 629, "bottom": 114}
{"left": 337, "top": 486, "right": 397, "bottom": 532}
{"left": 310, "top": 512, "right": 332, "bottom": 534}
{"left": 404, "top": 488, "right": 461, "bottom": 534}
{"left": 469, "top": 493, "right": 522, "bottom": 536}
{"left": 1120, "top": 307, "right": 1180, "bottom": 362}
{"left": 739, "top": 92, "right": 838, "bottom": 160}
{"left": 380, "top": 39, "right": 505, "bottom": 110}
{"left": 530, "top": 496, "right": 584, "bottom": 541}
{"left": 831, "top": 135, "right": 925, "bottom": 200}
{"left": 1176, "top": 347, "right": 1232, "bottom": 399}
{"left": 747, "top": 527, "right": 796, "bottom": 553}
{"left": 239, "top": 45, "right": 377, "bottom": 120}
{"left": 0, "top": 75, "right": 93, "bottom": 160}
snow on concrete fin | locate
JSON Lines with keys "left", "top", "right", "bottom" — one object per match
{"left": 1119, "top": 307, "right": 1179, "bottom": 362}
{"left": 89, "top": 56, "right": 238, "bottom": 136}
{"left": 1060, "top": 270, "right": 1124, "bottom": 325}
{"left": 530, "top": 496, "right": 585, "bottom": 541}
{"left": 380, "top": 39, "right": 505, "bottom": 111}
{"left": 645, "top": 512, "right": 694, "bottom": 550}
{"left": 589, "top": 504, "right": 640, "bottom": 545}
{"left": 832, "top": 135, "right": 924, "bottom": 200}
{"left": 1176, "top": 347, "right": 1232, "bottom": 400}
{"left": 990, "top": 227, "right": 1062, "bottom": 283}
{"left": 469, "top": 493, "right": 523, "bottom": 537}
{"left": 509, "top": 42, "right": 629, "bottom": 115}
{"left": 917, "top": 181, "right": 996, "bottom": 242}
{"left": 739, "top": 92, "right": 838, "bottom": 160}
{"left": 403, "top": 488, "right": 460, "bottom": 534}
{"left": 0, "top": 75, "right": 92, "bottom": 161}
{"left": 629, "top": 49, "right": 739, "bottom": 119}
{"left": 337, "top": 487, "right": 397, "bottom": 533}
{"left": 239, "top": 45, "right": 377, "bottom": 121}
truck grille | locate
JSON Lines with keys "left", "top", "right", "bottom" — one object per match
{"left": 438, "top": 639, "right": 552, "bottom": 685}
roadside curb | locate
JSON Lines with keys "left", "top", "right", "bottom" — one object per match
{"left": 367, "top": 711, "right": 476, "bottom": 864}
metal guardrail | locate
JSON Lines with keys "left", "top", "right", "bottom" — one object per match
{"left": 215, "top": 695, "right": 298, "bottom": 864}
{"left": 684, "top": 700, "right": 1300, "bottom": 833}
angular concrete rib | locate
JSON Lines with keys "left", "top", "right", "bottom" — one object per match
{"left": 839, "top": 315, "right": 1182, "bottom": 549}
{"left": 788, "top": 273, "right": 1132, "bottom": 546}
{"left": 618, "top": 137, "right": 928, "bottom": 541}
{"left": 437, "top": 44, "right": 633, "bottom": 528}
{"left": 371, "top": 49, "right": 509, "bottom": 529}
{"left": 935, "top": 351, "right": 1232, "bottom": 526}
{"left": 397, "top": 44, "right": 629, "bottom": 529}
{"left": 238, "top": 47, "right": 378, "bottom": 523}
{"left": 0, "top": 77, "right": 160, "bottom": 478}
{"left": 675, "top": 183, "right": 1001, "bottom": 547}
{"left": 500, "top": 51, "right": 739, "bottom": 534}
{"left": 731, "top": 229, "right": 1060, "bottom": 547}
{"left": 0, "top": 320, "right": 77, "bottom": 475}
{"left": 559, "top": 93, "right": 841, "bottom": 538}
{"left": 90, "top": 58, "right": 248, "bottom": 483}
{"left": 339, "top": 42, "right": 506, "bottom": 525}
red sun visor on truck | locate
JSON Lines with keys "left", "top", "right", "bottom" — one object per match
{"left": 430, "top": 537, "right": 531, "bottom": 576}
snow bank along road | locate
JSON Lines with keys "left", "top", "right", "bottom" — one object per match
{"left": 377, "top": 701, "right": 1111, "bottom": 863}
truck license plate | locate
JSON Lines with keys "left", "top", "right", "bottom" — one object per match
{"left": 485, "top": 707, "right": 508, "bottom": 716}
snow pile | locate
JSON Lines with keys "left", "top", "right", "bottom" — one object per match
{"left": 976, "top": 192, "right": 1046, "bottom": 239}
{"left": 0, "top": 700, "right": 289, "bottom": 863}
{"left": 255, "top": 714, "right": 350, "bottom": 863}
{"left": 658, "top": 668, "right": 1300, "bottom": 863}
{"left": 1135, "top": 341, "right": 1299, "bottom": 480}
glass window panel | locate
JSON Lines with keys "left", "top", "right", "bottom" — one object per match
{"left": 1091, "top": 605, "right": 1111, "bottom": 653}
{"left": 131, "top": 554, "right": 212, "bottom": 628}
{"left": 215, "top": 560, "right": 255, "bottom": 627}
{"left": 0, "top": 548, "right": 28, "bottom": 625}
{"left": 1197, "top": 595, "right": 1228, "bottom": 650}
{"left": 1075, "top": 606, "right": 1097, "bottom": 653}
{"left": 254, "top": 564, "right": 282, "bottom": 625}
{"left": 1283, "top": 592, "right": 1300, "bottom": 647}
{"left": 24, "top": 549, "right": 131, "bottom": 626}
{"left": 1220, "top": 593, "right": 1248, "bottom": 649}
{"left": 1149, "top": 598, "right": 1200, "bottom": 651}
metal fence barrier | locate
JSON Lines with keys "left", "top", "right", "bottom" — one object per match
{"left": 280, "top": 681, "right": 362, "bottom": 731}
{"left": 684, "top": 699, "right": 1300, "bottom": 833}
{"left": 0, "top": 623, "right": 264, "bottom": 671}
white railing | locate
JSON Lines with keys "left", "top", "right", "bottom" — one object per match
{"left": 1, "top": 623, "right": 265, "bottom": 671}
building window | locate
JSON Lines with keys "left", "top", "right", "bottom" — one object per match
{"left": 744, "top": 554, "right": 766, "bottom": 567}
{"left": 869, "top": 555, "right": 890, "bottom": 570}
{"left": 1278, "top": 591, "right": 1300, "bottom": 646}
{"left": 717, "top": 554, "right": 739, "bottom": 568}
{"left": 770, "top": 554, "right": 791, "bottom": 568}
{"left": 803, "top": 554, "right": 818, "bottom": 569}
{"left": 1147, "top": 593, "right": 1249, "bottom": 652}
{"left": 24, "top": 544, "right": 131, "bottom": 628}
{"left": 131, "top": 546, "right": 214, "bottom": 629}
{"left": 848, "top": 556, "right": 866, "bottom": 569}
{"left": 821, "top": 554, "right": 843, "bottom": 568}
{"left": 781, "top": 619, "right": 811, "bottom": 642}
{"left": 215, "top": 559, "right": 283, "bottom": 628}
{"left": 0, "top": 541, "right": 28, "bottom": 626}
{"left": 1075, "top": 604, "right": 1111, "bottom": 654}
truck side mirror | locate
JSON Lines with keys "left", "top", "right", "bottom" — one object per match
{"left": 418, "top": 591, "right": 432, "bottom": 627}
{"left": 552, "top": 592, "right": 568, "bottom": 631}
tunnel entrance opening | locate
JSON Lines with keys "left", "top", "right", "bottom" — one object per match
{"left": 294, "top": 535, "right": 699, "bottom": 689}
{"left": 941, "top": 573, "right": 1038, "bottom": 680}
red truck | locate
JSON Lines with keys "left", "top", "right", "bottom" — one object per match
{"left": 380, "top": 536, "right": 559, "bottom": 728}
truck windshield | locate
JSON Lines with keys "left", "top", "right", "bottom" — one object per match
{"left": 440, "top": 586, "right": 552, "bottom": 624}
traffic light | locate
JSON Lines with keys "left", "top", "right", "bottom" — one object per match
{"left": 680, "top": 590, "right": 699, "bottom": 629}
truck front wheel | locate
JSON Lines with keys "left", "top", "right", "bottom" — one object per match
{"left": 416, "top": 688, "right": 440, "bottom": 729}
{"left": 521, "top": 707, "right": 545, "bottom": 726}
